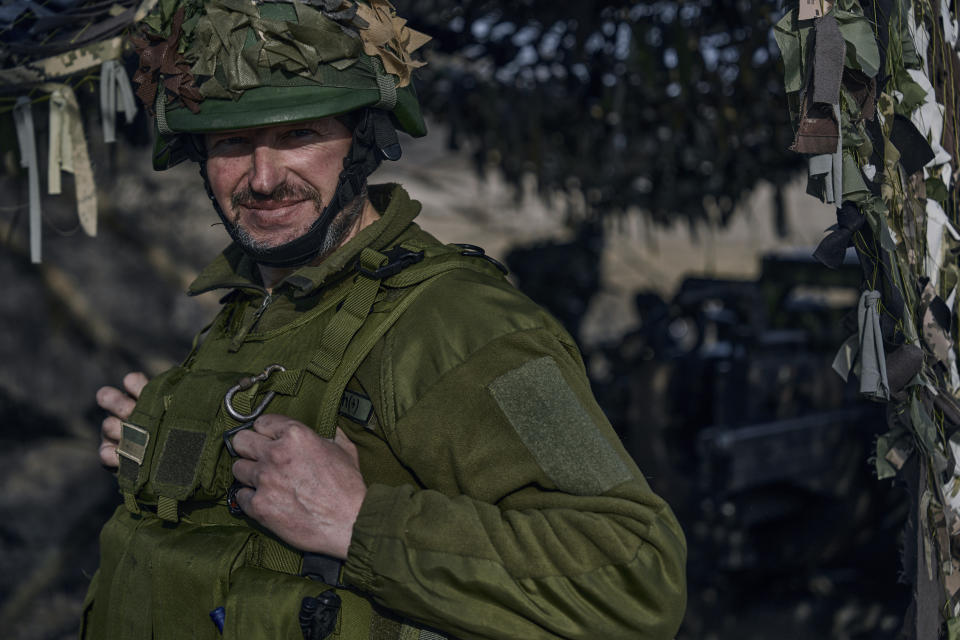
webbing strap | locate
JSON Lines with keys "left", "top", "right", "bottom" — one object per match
{"left": 157, "top": 495, "right": 179, "bottom": 522}
{"left": 374, "top": 72, "right": 397, "bottom": 110}
{"left": 155, "top": 88, "right": 172, "bottom": 135}
{"left": 122, "top": 491, "right": 141, "bottom": 514}
{"left": 307, "top": 245, "right": 500, "bottom": 392}
{"left": 259, "top": 368, "right": 302, "bottom": 395}
{"left": 313, "top": 261, "right": 467, "bottom": 438}
{"left": 307, "top": 248, "right": 387, "bottom": 381}
{"left": 369, "top": 618, "right": 431, "bottom": 640}
{"left": 384, "top": 254, "right": 499, "bottom": 287}
{"left": 256, "top": 535, "right": 302, "bottom": 575}
{"left": 340, "top": 592, "right": 372, "bottom": 636}
{"left": 400, "top": 625, "right": 421, "bottom": 640}
{"left": 372, "top": 57, "right": 397, "bottom": 110}
{"left": 369, "top": 614, "right": 402, "bottom": 639}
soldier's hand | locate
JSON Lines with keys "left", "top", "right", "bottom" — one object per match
{"left": 231, "top": 415, "right": 366, "bottom": 559}
{"left": 96, "top": 372, "right": 149, "bottom": 468}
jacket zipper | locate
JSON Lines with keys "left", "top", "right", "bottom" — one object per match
{"left": 250, "top": 292, "right": 273, "bottom": 330}
{"left": 228, "top": 291, "right": 272, "bottom": 352}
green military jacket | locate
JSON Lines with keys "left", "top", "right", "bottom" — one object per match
{"left": 82, "top": 184, "right": 686, "bottom": 640}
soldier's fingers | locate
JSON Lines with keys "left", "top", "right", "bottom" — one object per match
{"left": 230, "top": 428, "right": 271, "bottom": 461}
{"left": 333, "top": 427, "right": 360, "bottom": 466}
{"left": 95, "top": 385, "right": 120, "bottom": 410}
{"left": 123, "top": 372, "right": 149, "bottom": 399}
{"left": 96, "top": 386, "right": 137, "bottom": 420}
{"left": 99, "top": 441, "right": 119, "bottom": 468}
{"left": 250, "top": 414, "right": 302, "bottom": 440}
{"left": 233, "top": 486, "right": 258, "bottom": 518}
{"left": 232, "top": 458, "right": 259, "bottom": 487}
{"left": 101, "top": 416, "right": 122, "bottom": 442}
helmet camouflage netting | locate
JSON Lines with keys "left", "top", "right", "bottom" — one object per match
{"left": 133, "top": 0, "right": 429, "bottom": 168}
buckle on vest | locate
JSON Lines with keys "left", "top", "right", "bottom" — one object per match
{"left": 222, "top": 422, "right": 254, "bottom": 458}
{"left": 302, "top": 553, "right": 345, "bottom": 587}
{"left": 223, "top": 364, "right": 286, "bottom": 422}
{"left": 299, "top": 589, "right": 341, "bottom": 640}
{"left": 356, "top": 247, "right": 424, "bottom": 279}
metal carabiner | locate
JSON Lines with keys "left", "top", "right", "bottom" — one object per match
{"left": 223, "top": 363, "right": 286, "bottom": 422}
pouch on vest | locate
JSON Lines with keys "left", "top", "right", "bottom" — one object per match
{"left": 90, "top": 505, "right": 257, "bottom": 640}
{"left": 116, "top": 366, "right": 189, "bottom": 498}
{"left": 145, "top": 368, "right": 258, "bottom": 505}
{"left": 123, "top": 365, "right": 305, "bottom": 516}
{"left": 223, "top": 566, "right": 374, "bottom": 640}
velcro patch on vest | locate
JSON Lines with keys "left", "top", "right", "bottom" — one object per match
{"left": 488, "top": 356, "right": 632, "bottom": 496}
{"left": 118, "top": 457, "right": 139, "bottom": 485}
{"left": 155, "top": 429, "right": 207, "bottom": 488}
{"left": 339, "top": 390, "right": 374, "bottom": 425}
{"left": 117, "top": 421, "right": 150, "bottom": 465}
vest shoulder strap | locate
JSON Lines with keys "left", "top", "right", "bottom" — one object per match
{"left": 309, "top": 242, "right": 506, "bottom": 438}
{"left": 381, "top": 241, "right": 508, "bottom": 288}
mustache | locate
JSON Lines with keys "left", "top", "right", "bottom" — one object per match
{"left": 230, "top": 183, "right": 323, "bottom": 209}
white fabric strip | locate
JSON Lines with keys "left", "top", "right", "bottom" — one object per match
{"left": 831, "top": 104, "right": 843, "bottom": 203}
{"left": 926, "top": 199, "right": 958, "bottom": 288}
{"left": 41, "top": 84, "right": 98, "bottom": 237}
{"left": 906, "top": 69, "right": 952, "bottom": 176}
{"left": 942, "top": 0, "right": 958, "bottom": 48}
{"left": 100, "top": 62, "right": 118, "bottom": 144}
{"left": 907, "top": 8, "right": 930, "bottom": 75}
{"left": 926, "top": 200, "right": 946, "bottom": 288}
{"left": 100, "top": 60, "right": 137, "bottom": 143}
{"left": 857, "top": 290, "right": 889, "bottom": 401}
{"left": 13, "top": 97, "right": 42, "bottom": 263}
{"left": 48, "top": 87, "right": 71, "bottom": 195}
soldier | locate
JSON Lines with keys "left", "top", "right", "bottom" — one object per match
{"left": 86, "top": 1, "right": 687, "bottom": 638}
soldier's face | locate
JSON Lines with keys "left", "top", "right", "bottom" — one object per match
{"left": 204, "top": 117, "right": 353, "bottom": 250}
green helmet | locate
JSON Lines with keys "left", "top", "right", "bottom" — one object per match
{"left": 132, "top": 0, "right": 429, "bottom": 170}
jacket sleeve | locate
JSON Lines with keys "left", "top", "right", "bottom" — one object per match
{"left": 341, "top": 288, "right": 687, "bottom": 640}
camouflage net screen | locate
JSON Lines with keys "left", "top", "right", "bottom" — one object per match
{"left": 775, "top": 1, "right": 960, "bottom": 636}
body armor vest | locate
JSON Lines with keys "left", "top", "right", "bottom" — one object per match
{"left": 81, "top": 240, "right": 507, "bottom": 640}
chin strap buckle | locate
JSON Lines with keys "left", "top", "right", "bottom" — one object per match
{"left": 357, "top": 246, "right": 425, "bottom": 280}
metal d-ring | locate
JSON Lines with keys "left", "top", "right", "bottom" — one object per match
{"left": 224, "top": 364, "right": 286, "bottom": 422}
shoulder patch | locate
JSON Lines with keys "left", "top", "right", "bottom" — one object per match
{"left": 487, "top": 356, "right": 632, "bottom": 496}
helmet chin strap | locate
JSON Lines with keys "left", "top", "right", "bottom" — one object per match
{"left": 198, "top": 109, "right": 401, "bottom": 269}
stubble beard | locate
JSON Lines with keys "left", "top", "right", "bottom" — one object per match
{"left": 228, "top": 183, "right": 366, "bottom": 262}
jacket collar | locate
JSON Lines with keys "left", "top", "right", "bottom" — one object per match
{"left": 188, "top": 183, "right": 422, "bottom": 298}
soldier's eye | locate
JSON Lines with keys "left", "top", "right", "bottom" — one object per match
{"left": 207, "top": 136, "right": 250, "bottom": 155}
{"left": 286, "top": 129, "right": 317, "bottom": 139}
